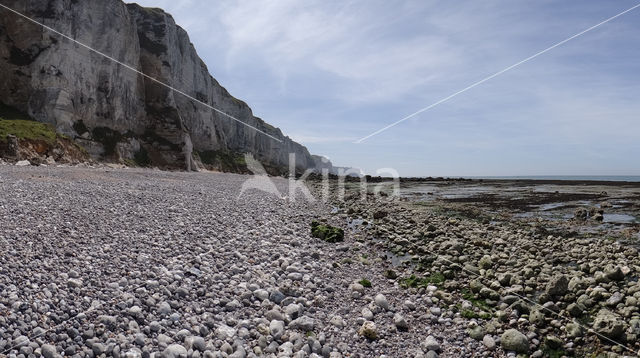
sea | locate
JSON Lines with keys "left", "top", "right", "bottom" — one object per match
{"left": 464, "top": 176, "right": 640, "bottom": 182}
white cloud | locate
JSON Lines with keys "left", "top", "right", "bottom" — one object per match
{"left": 289, "top": 134, "right": 357, "bottom": 144}
{"left": 207, "top": 0, "right": 464, "bottom": 103}
{"left": 127, "top": 0, "right": 640, "bottom": 175}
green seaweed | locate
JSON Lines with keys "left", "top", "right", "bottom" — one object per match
{"left": 459, "top": 307, "right": 491, "bottom": 320}
{"left": 399, "top": 273, "right": 445, "bottom": 288}
{"left": 462, "top": 290, "right": 492, "bottom": 311}
{"left": 198, "top": 150, "right": 246, "bottom": 172}
{"left": 384, "top": 269, "right": 399, "bottom": 279}
{"left": 310, "top": 221, "right": 344, "bottom": 243}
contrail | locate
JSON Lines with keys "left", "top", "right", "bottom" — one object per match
{"left": 355, "top": 3, "right": 640, "bottom": 143}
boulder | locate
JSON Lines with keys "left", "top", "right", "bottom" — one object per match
{"left": 574, "top": 208, "right": 588, "bottom": 220}
{"left": 592, "top": 309, "right": 626, "bottom": 340}
{"left": 289, "top": 315, "right": 315, "bottom": 331}
{"left": 373, "top": 210, "right": 388, "bottom": 219}
{"left": 393, "top": 313, "right": 408, "bottom": 330}
{"left": 163, "top": 344, "right": 188, "bottom": 358}
{"left": 374, "top": 294, "right": 390, "bottom": 310}
{"left": 478, "top": 255, "right": 493, "bottom": 270}
{"left": 545, "top": 275, "right": 568, "bottom": 297}
{"left": 604, "top": 265, "right": 626, "bottom": 281}
{"left": 483, "top": 335, "right": 496, "bottom": 350}
{"left": 500, "top": 329, "right": 529, "bottom": 353}
{"left": 41, "top": 344, "right": 57, "bottom": 358}
{"left": 422, "top": 335, "right": 440, "bottom": 352}
{"left": 358, "top": 321, "right": 377, "bottom": 339}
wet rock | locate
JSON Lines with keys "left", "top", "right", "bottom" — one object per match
{"left": 574, "top": 208, "right": 588, "bottom": 220}
{"left": 310, "top": 221, "right": 344, "bottom": 243}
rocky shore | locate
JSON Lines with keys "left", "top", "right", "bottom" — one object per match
{"left": 324, "top": 181, "right": 640, "bottom": 357}
{"left": 1, "top": 165, "right": 639, "bottom": 357}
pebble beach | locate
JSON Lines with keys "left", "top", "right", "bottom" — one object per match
{"left": 0, "top": 165, "right": 639, "bottom": 357}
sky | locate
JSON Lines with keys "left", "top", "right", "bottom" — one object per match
{"left": 129, "top": 0, "right": 640, "bottom": 177}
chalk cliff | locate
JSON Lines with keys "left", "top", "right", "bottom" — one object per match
{"left": 0, "top": 0, "right": 322, "bottom": 173}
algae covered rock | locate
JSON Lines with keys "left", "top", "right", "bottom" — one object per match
{"left": 500, "top": 329, "right": 529, "bottom": 353}
{"left": 593, "top": 309, "right": 626, "bottom": 340}
{"left": 478, "top": 255, "right": 493, "bottom": 270}
{"left": 311, "top": 221, "right": 344, "bottom": 243}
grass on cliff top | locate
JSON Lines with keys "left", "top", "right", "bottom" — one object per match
{"left": 0, "top": 119, "right": 58, "bottom": 144}
{"left": 0, "top": 103, "right": 57, "bottom": 144}
{"left": 140, "top": 7, "right": 165, "bottom": 16}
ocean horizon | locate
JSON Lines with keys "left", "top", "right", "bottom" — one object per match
{"left": 463, "top": 175, "right": 640, "bottom": 182}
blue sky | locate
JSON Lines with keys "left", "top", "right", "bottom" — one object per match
{"left": 130, "top": 0, "right": 640, "bottom": 176}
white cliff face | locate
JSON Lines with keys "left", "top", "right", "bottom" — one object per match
{"left": 0, "top": 0, "right": 319, "bottom": 172}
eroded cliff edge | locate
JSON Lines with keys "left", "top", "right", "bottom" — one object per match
{"left": 0, "top": 0, "right": 321, "bottom": 173}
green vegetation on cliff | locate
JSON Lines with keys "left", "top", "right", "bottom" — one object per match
{"left": 0, "top": 119, "right": 58, "bottom": 144}
{"left": 197, "top": 150, "right": 247, "bottom": 172}
{"left": 0, "top": 102, "right": 57, "bottom": 144}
